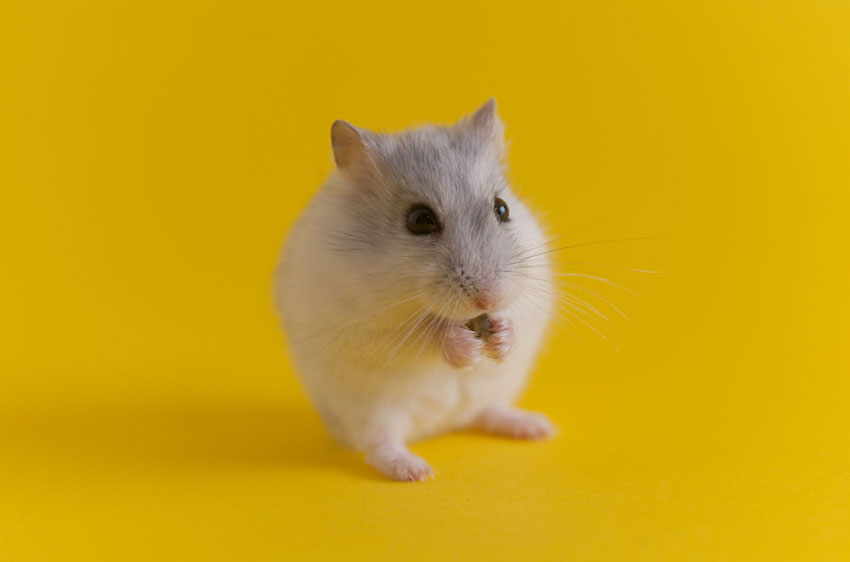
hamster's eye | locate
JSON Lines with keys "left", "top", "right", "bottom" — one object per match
{"left": 407, "top": 205, "right": 441, "bottom": 235}
{"left": 494, "top": 197, "right": 510, "bottom": 223}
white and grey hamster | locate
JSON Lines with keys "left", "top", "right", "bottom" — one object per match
{"left": 274, "top": 100, "right": 555, "bottom": 481}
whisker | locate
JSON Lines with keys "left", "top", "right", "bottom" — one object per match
{"left": 510, "top": 217, "right": 631, "bottom": 262}
{"left": 386, "top": 305, "right": 432, "bottom": 363}
{"left": 556, "top": 262, "right": 663, "bottom": 274}
{"left": 412, "top": 297, "right": 454, "bottom": 364}
{"left": 510, "top": 235, "right": 668, "bottom": 265}
{"left": 557, "top": 300, "right": 617, "bottom": 349}
{"left": 560, "top": 292, "right": 610, "bottom": 323}
{"left": 519, "top": 283, "right": 624, "bottom": 349}
{"left": 560, "top": 281, "right": 638, "bottom": 326}
{"left": 557, "top": 273, "right": 637, "bottom": 295}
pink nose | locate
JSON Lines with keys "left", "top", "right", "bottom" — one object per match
{"left": 474, "top": 290, "right": 499, "bottom": 311}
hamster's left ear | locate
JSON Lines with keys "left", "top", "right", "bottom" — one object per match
{"left": 459, "top": 98, "right": 506, "bottom": 157}
{"left": 331, "top": 120, "right": 376, "bottom": 185}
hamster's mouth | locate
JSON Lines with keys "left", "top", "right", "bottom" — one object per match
{"left": 465, "top": 314, "right": 494, "bottom": 339}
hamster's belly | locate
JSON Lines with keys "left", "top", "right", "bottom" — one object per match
{"left": 400, "top": 369, "right": 506, "bottom": 442}
{"left": 386, "top": 334, "right": 543, "bottom": 443}
{"left": 289, "top": 321, "right": 544, "bottom": 448}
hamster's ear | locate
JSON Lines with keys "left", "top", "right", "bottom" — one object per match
{"left": 331, "top": 120, "right": 375, "bottom": 184}
{"left": 459, "top": 98, "right": 506, "bottom": 157}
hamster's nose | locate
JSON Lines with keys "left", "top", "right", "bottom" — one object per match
{"left": 473, "top": 288, "right": 500, "bottom": 311}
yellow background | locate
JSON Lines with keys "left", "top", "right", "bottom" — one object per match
{"left": 1, "top": 1, "right": 849, "bottom": 560}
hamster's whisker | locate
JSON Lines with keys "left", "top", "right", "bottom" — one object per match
{"left": 516, "top": 288, "right": 579, "bottom": 334}
{"left": 510, "top": 265, "right": 637, "bottom": 298}
{"left": 556, "top": 299, "right": 620, "bottom": 349}
{"left": 528, "top": 282, "right": 616, "bottom": 325}
{"left": 523, "top": 217, "right": 634, "bottom": 258}
{"left": 557, "top": 273, "right": 637, "bottom": 295}
{"left": 520, "top": 272, "right": 623, "bottom": 308}
{"left": 407, "top": 298, "right": 449, "bottom": 360}
{"left": 406, "top": 308, "right": 440, "bottom": 358}
{"left": 556, "top": 216, "right": 629, "bottom": 239}
{"left": 513, "top": 214, "right": 627, "bottom": 252}
{"left": 504, "top": 270, "right": 598, "bottom": 314}
{"left": 510, "top": 219, "right": 628, "bottom": 261}
{"left": 411, "top": 297, "right": 455, "bottom": 364}
{"left": 510, "top": 263, "right": 647, "bottom": 302}
{"left": 383, "top": 308, "right": 433, "bottom": 368}
{"left": 561, "top": 293, "right": 610, "bottom": 323}
{"left": 511, "top": 236, "right": 567, "bottom": 260}
{"left": 371, "top": 291, "right": 429, "bottom": 314}
{"left": 560, "top": 292, "right": 624, "bottom": 345}
{"left": 509, "top": 235, "right": 668, "bottom": 266}
{"left": 553, "top": 299, "right": 607, "bottom": 339}
{"left": 388, "top": 305, "right": 434, "bottom": 361}
{"left": 292, "top": 290, "right": 431, "bottom": 348}
{"left": 413, "top": 314, "right": 442, "bottom": 364}
{"left": 389, "top": 309, "right": 427, "bottom": 352}
{"left": 556, "top": 261, "right": 663, "bottom": 274}
{"left": 513, "top": 255, "right": 652, "bottom": 273}
{"left": 322, "top": 291, "right": 427, "bottom": 359}
{"left": 409, "top": 311, "right": 440, "bottom": 362}
{"left": 520, "top": 288, "right": 580, "bottom": 338}
{"left": 560, "top": 281, "right": 638, "bottom": 326}
{"left": 517, "top": 282, "right": 623, "bottom": 349}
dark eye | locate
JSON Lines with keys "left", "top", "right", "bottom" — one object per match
{"left": 407, "top": 205, "right": 441, "bottom": 235}
{"left": 494, "top": 197, "right": 510, "bottom": 222}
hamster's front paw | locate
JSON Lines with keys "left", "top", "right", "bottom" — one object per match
{"left": 484, "top": 314, "right": 513, "bottom": 362}
{"left": 442, "top": 324, "right": 485, "bottom": 369}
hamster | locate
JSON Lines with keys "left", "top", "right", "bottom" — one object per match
{"left": 274, "top": 100, "right": 555, "bottom": 481}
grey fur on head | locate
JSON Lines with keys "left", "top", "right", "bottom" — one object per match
{"left": 323, "top": 99, "right": 537, "bottom": 322}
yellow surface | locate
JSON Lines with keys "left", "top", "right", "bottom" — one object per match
{"left": 1, "top": 1, "right": 849, "bottom": 560}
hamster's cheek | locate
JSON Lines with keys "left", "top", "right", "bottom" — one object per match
{"left": 496, "top": 275, "right": 527, "bottom": 311}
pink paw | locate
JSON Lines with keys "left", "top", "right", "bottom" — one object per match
{"left": 442, "top": 324, "right": 485, "bottom": 369}
{"left": 506, "top": 412, "right": 556, "bottom": 440}
{"left": 483, "top": 315, "right": 513, "bottom": 362}
{"left": 474, "top": 407, "right": 556, "bottom": 441}
{"left": 386, "top": 455, "right": 434, "bottom": 482}
{"left": 366, "top": 444, "right": 435, "bottom": 482}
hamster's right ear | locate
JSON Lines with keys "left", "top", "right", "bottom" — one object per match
{"left": 331, "top": 120, "right": 375, "bottom": 184}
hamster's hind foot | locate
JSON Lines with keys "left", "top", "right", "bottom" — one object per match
{"left": 472, "top": 406, "right": 556, "bottom": 441}
{"left": 365, "top": 442, "right": 435, "bottom": 482}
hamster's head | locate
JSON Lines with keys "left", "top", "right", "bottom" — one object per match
{"left": 326, "top": 99, "right": 550, "bottom": 325}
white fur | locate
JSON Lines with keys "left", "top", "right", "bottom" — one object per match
{"left": 274, "top": 100, "right": 555, "bottom": 481}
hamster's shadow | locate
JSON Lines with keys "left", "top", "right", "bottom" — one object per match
{"left": 8, "top": 399, "right": 381, "bottom": 481}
